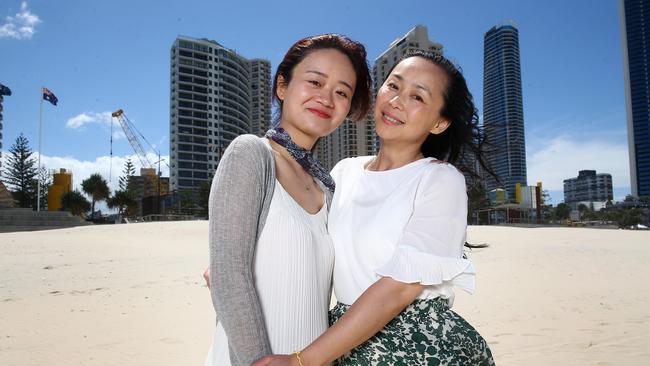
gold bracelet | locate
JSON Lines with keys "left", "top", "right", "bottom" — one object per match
{"left": 292, "top": 351, "right": 306, "bottom": 366}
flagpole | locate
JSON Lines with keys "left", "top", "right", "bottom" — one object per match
{"left": 37, "top": 90, "right": 43, "bottom": 212}
{"left": 109, "top": 114, "right": 113, "bottom": 182}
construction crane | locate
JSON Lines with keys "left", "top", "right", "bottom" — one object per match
{"left": 110, "top": 109, "right": 171, "bottom": 216}
{"left": 111, "top": 109, "right": 155, "bottom": 169}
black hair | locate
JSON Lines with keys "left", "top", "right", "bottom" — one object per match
{"left": 386, "top": 50, "right": 497, "bottom": 180}
{"left": 387, "top": 50, "right": 498, "bottom": 250}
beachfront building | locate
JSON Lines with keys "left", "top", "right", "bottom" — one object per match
{"left": 563, "top": 170, "right": 613, "bottom": 210}
{"left": 620, "top": 0, "right": 650, "bottom": 197}
{"left": 516, "top": 182, "right": 543, "bottom": 222}
{"left": 516, "top": 182, "right": 543, "bottom": 209}
{"left": 483, "top": 21, "right": 527, "bottom": 200}
{"left": 488, "top": 188, "right": 508, "bottom": 204}
{"left": 128, "top": 168, "right": 170, "bottom": 216}
{"left": 479, "top": 183, "right": 543, "bottom": 225}
{"left": 249, "top": 59, "right": 272, "bottom": 137}
{"left": 169, "top": 36, "right": 271, "bottom": 192}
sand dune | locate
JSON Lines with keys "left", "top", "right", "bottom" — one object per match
{"left": 1, "top": 222, "right": 648, "bottom": 365}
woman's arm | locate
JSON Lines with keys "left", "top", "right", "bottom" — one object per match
{"left": 210, "top": 135, "right": 273, "bottom": 366}
{"left": 252, "top": 278, "right": 423, "bottom": 366}
{"left": 253, "top": 163, "right": 470, "bottom": 366}
{"left": 308, "top": 277, "right": 424, "bottom": 365}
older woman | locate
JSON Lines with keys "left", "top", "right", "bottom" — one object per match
{"left": 255, "top": 51, "right": 495, "bottom": 366}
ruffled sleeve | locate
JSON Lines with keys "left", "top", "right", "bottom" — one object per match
{"left": 374, "top": 163, "right": 475, "bottom": 293}
{"left": 375, "top": 245, "right": 475, "bottom": 293}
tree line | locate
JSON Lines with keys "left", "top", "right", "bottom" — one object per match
{"left": 1, "top": 134, "right": 138, "bottom": 218}
{"left": 6, "top": 133, "right": 645, "bottom": 227}
{"left": 466, "top": 179, "right": 649, "bottom": 229}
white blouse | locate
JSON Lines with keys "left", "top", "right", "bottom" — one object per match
{"left": 329, "top": 156, "right": 475, "bottom": 307}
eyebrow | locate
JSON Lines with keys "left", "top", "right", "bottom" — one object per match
{"left": 390, "top": 73, "right": 432, "bottom": 96}
{"left": 306, "top": 70, "right": 354, "bottom": 91}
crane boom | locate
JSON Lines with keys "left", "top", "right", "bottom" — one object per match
{"left": 111, "top": 109, "right": 153, "bottom": 168}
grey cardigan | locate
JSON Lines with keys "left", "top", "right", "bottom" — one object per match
{"left": 208, "top": 134, "right": 332, "bottom": 366}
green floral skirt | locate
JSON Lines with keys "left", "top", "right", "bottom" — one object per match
{"left": 329, "top": 298, "right": 495, "bottom": 366}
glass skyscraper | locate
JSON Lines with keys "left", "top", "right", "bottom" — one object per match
{"left": 621, "top": 0, "right": 650, "bottom": 197}
{"left": 483, "top": 21, "right": 527, "bottom": 200}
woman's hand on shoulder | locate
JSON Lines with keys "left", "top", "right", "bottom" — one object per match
{"left": 251, "top": 354, "right": 299, "bottom": 366}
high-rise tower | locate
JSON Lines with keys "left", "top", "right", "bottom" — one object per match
{"left": 249, "top": 59, "right": 272, "bottom": 137}
{"left": 483, "top": 21, "right": 527, "bottom": 200}
{"left": 620, "top": 0, "right": 650, "bottom": 197}
{"left": 169, "top": 36, "right": 271, "bottom": 192}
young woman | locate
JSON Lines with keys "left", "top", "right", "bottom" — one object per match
{"left": 253, "top": 51, "right": 495, "bottom": 365}
{"left": 204, "top": 35, "right": 371, "bottom": 366}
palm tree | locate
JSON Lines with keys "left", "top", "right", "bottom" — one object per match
{"left": 61, "top": 190, "right": 91, "bottom": 217}
{"left": 107, "top": 189, "right": 138, "bottom": 218}
{"left": 81, "top": 173, "right": 110, "bottom": 217}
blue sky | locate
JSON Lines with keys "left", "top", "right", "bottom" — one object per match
{"left": 0, "top": 0, "right": 630, "bottom": 204}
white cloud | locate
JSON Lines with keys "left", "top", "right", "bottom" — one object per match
{"left": 527, "top": 135, "right": 630, "bottom": 190}
{"left": 0, "top": 2, "right": 41, "bottom": 40}
{"left": 66, "top": 111, "right": 112, "bottom": 129}
{"left": 66, "top": 111, "right": 125, "bottom": 139}
{"left": 38, "top": 153, "right": 170, "bottom": 193}
{"left": 66, "top": 113, "right": 95, "bottom": 129}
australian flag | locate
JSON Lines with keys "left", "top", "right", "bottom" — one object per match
{"left": 42, "top": 87, "right": 58, "bottom": 106}
{"left": 0, "top": 82, "right": 11, "bottom": 96}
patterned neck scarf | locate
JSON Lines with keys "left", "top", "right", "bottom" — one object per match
{"left": 265, "top": 127, "right": 335, "bottom": 192}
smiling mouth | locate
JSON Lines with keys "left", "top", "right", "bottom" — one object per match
{"left": 382, "top": 112, "right": 404, "bottom": 126}
{"left": 307, "top": 108, "right": 332, "bottom": 119}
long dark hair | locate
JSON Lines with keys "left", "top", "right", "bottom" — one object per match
{"left": 272, "top": 34, "right": 372, "bottom": 123}
{"left": 388, "top": 51, "right": 497, "bottom": 249}
{"left": 387, "top": 50, "right": 496, "bottom": 180}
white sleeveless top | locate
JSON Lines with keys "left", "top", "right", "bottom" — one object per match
{"left": 205, "top": 176, "right": 334, "bottom": 365}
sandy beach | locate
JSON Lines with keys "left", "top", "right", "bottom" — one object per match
{"left": 1, "top": 222, "right": 649, "bottom": 365}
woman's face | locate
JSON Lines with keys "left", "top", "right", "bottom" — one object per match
{"left": 277, "top": 48, "right": 357, "bottom": 142}
{"left": 374, "top": 56, "right": 450, "bottom": 145}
